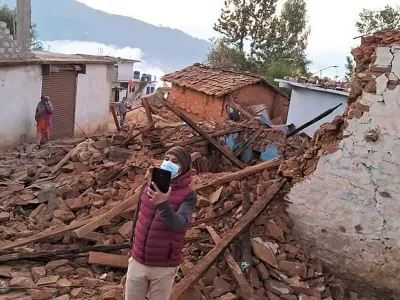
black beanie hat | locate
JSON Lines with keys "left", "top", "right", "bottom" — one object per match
{"left": 165, "top": 146, "right": 192, "bottom": 174}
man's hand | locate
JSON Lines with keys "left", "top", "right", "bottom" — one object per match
{"left": 148, "top": 182, "right": 171, "bottom": 206}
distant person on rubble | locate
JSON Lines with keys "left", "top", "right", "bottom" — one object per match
{"left": 35, "top": 96, "right": 53, "bottom": 147}
{"left": 116, "top": 97, "right": 129, "bottom": 128}
{"left": 125, "top": 146, "right": 197, "bottom": 300}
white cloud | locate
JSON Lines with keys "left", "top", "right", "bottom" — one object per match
{"left": 75, "top": 0, "right": 400, "bottom": 77}
{"left": 44, "top": 40, "right": 165, "bottom": 81}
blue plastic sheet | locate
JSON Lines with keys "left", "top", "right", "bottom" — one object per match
{"left": 260, "top": 144, "right": 280, "bottom": 161}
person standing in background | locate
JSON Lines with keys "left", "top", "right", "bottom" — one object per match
{"left": 35, "top": 96, "right": 53, "bottom": 147}
{"left": 116, "top": 97, "right": 128, "bottom": 128}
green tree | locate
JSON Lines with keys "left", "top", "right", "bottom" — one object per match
{"left": 356, "top": 5, "right": 400, "bottom": 34}
{"left": 259, "top": 0, "right": 310, "bottom": 71}
{"left": 248, "top": 0, "right": 278, "bottom": 57}
{"left": 213, "top": 0, "right": 254, "bottom": 51}
{"left": 0, "top": 2, "right": 43, "bottom": 50}
{"left": 344, "top": 56, "right": 355, "bottom": 81}
{"left": 205, "top": 38, "right": 259, "bottom": 73}
{"left": 212, "top": 0, "right": 311, "bottom": 79}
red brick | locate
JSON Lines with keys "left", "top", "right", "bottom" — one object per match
{"left": 278, "top": 260, "right": 307, "bottom": 278}
{"left": 265, "top": 220, "right": 285, "bottom": 242}
{"left": 118, "top": 221, "right": 133, "bottom": 239}
{"left": 347, "top": 108, "right": 363, "bottom": 119}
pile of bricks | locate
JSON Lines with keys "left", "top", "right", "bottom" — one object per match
{"left": 0, "top": 102, "right": 357, "bottom": 300}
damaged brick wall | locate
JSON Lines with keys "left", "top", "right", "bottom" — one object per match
{"left": 0, "top": 21, "right": 20, "bottom": 58}
{"left": 169, "top": 85, "right": 226, "bottom": 119}
{"left": 285, "top": 30, "right": 400, "bottom": 296}
{"left": 170, "top": 83, "right": 289, "bottom": 122}
{"left": 232, "top": 83, "right": 289, "bottom": 122}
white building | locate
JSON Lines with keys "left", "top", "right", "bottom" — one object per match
{"left": 276, "top": 79, "right": 348, "bottom": 136}
{"left": 0, "top": 51, "right": 114, "bottom": 149}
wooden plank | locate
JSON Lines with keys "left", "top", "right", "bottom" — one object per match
{"left": 88, "top": 251, "right": 128, "bottom": 269}
{"left": 141, "top": 97, "right": 154, "bottom": 128}
{"left": 241, "top": 183, "right": 252, "bottom": 264}
{"left": 0, "top": 191, "right": 140, "bottom": 251}
{"left": 110, "top": 105, "right": 121, "bottom": 132}
{"left": 163, "top": 100, "right": 246, "bottom": 169}
{"left": 233, "top": 127, "right": 264, "bottom": 157}
{"left": 170, "top": 181, "right": 285, "bottom": 300}
{"left": 193, "top": 159, "right": 281, "bottom": 190}
{"left": 73, "top": 190, "right": 140, "bottom": 238}
{"left": 51, "top": 150, "right": 73, "bottom": 174}
{"left": 207, "top": 226, "right": 256, "bottom": 300}
{"left": 0, "top": 244, "right": 130, "bottom": 262}
{"left": 0, "top": 219, "right": 91, "bottom": 252}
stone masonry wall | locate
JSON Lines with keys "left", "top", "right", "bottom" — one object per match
{"left": 286, "top": 30, "right": 400, "bottom": 298}
{"left": 0, "top": 21, "right": 20, "bottom": 58}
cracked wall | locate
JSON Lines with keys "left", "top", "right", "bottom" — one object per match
{"left": 286, "top": 32, "right": 400, "bottom": 295}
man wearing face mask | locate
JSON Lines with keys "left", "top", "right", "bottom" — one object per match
{"left": 125, "top": 146, "right": 197, "bottom": 300}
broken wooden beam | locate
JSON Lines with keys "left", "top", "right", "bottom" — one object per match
{"left": 0, "top": 243, "right": 130, "bottom": 262}
{"left": 170, "top": 180, "right": 285, "bottom": 300}
{"left": 88, "top": 251, "right": 129, "bottom": 269}
{"left": 51, "top": 149, "right": 73, "bottom": 174}
{"left": 163, "top": 100, "right": 246, "bottom": 169}
{"left": 207, "top": 226, "right": 256, "bottom": 300}
{"left": 233, "top": 127, "right": 264, "bottom": 157}
{"left": 193, "top": 159, "right": 281, "bottom": 190}
{"left": 0, "top": 190, "right": 140, "bottom": 251}
{"left": 110, "top": 105, "right": 121, "bottom": 132}
{"left": 141, "top": 97, "right": 154, "bottom": 128}
{"left": 73, "top": 190, "right": 140, "bottom": 238}
{"left": 241, "top": 183, "right": 252, "bottom": 264}
{"left": 0, "top": 219, "right": 91, "bottom": 252}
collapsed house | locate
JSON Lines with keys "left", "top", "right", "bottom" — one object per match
{"left": 162, "top": 64, "right": 289, "bottom": 124}
{"left": 0, "top": 31, "right": 398, "bottom": 300}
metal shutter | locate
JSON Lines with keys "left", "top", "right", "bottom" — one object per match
{"left": 41, "top": 70, "right": 77, "bottom": 139}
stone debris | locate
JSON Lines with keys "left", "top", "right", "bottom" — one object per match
{"left": 0, "top": 98, "right": 366, "bottom": 300}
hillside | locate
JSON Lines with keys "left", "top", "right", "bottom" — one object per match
{"left": 1, "top": 0, "right": 211, "bottom": 72}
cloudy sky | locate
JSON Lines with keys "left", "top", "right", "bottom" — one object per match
{"left": 67, "top": 0, "right": 398, "bottom": 78}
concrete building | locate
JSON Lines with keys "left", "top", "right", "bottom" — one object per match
{"left": 0, "top": 51, "right": 114, "bottom": 149}
{"left": 276, "top": 79, "right": 348, "bottom": 137}
{"left": 162, "top": 64, "right": 289, "bottom": 123}
{"left": 286, "top": 31, "right": 400, "bottom": 297}
{"left": 133, "top": 71, "right": 157, "bottom": 97}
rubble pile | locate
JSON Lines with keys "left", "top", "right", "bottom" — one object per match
{"left": 278, "top": 115, "right": 345, "bottom": 181}
{"left": 180, "top": 177, "right": 357, "bottom": 300}
{"left": 350, "top": 30, "right": 400, "bottom": 103}
{"left": 0, "top": 101, "right": 356, "bottom": 300}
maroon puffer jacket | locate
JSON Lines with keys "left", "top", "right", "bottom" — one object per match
{"left": 131, "top": 172, "right": 193, "bottom": 267}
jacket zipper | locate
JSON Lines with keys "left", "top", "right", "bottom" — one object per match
{"left": 143, "top": 209, "right": 157, "bottom": 265}
{"left": 167, "top": 243, "right": 172, "bottom": 264}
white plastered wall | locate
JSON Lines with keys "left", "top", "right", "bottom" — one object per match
{"left": 75, "top": 64, "right": 112, "bottom": 136}
{"left": 287, "top": 46, "right": 400, "bottom": 292}
{"left": 0, "top": 65, "right": 42, "bottom": 148}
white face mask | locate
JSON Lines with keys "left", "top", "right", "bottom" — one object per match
{"left": 160, "top": 160, "right": 180, "bottom": 178}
